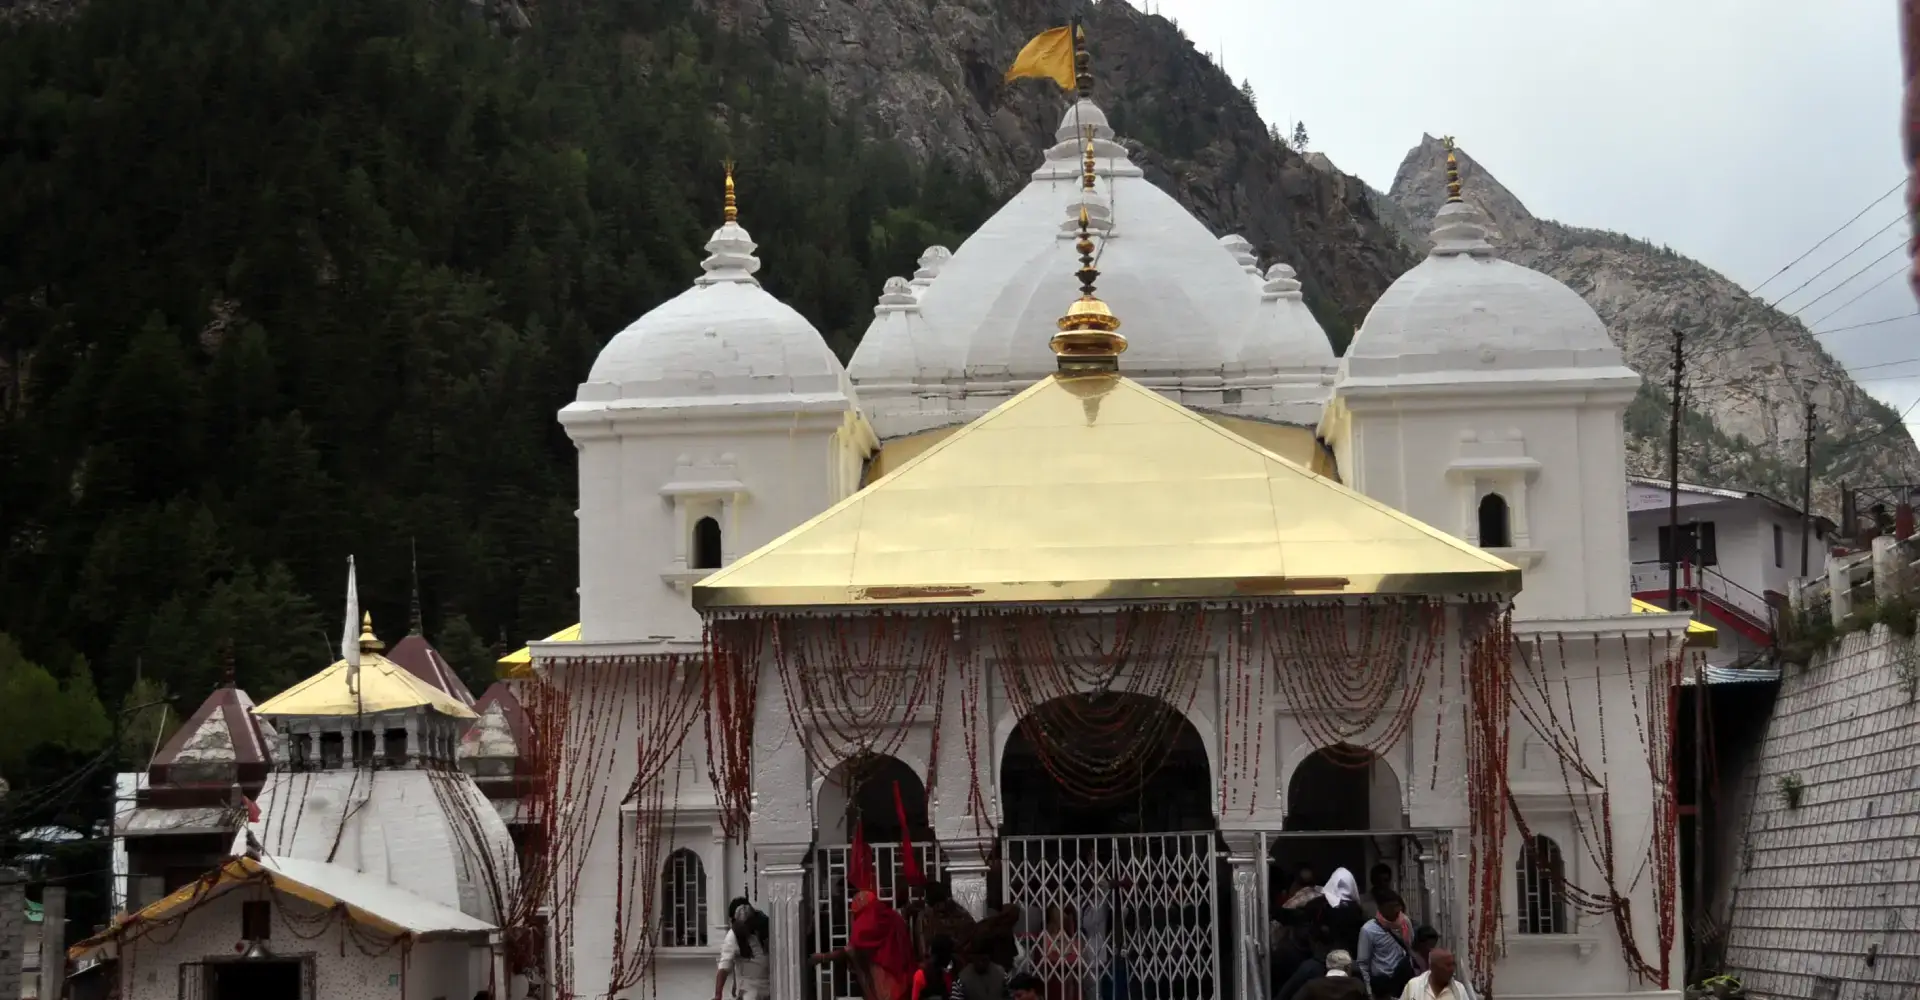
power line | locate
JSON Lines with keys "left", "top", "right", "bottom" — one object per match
{"left": 1811, "top": 311, "right": 1920, "bottom": 337}
{"left": 1765, "top": 215, "right": 1907, "bottom": 309}
{"left": 1786, "top": 243, "right": 1909, "bottom": 319}
{"left": 1807, "top": 265, "right": 1911, "bottom": 329}
{"left": 1748, "top": 177, "right": 1905, "bottom": 297}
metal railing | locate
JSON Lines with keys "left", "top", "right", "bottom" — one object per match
{"left": 1630, "top": 560, "right": 1777, "bottom": 636}
{"left": 811, "top": 842, "right": 944, "bottom": 1000}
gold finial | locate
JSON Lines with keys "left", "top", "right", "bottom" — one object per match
{"left": 358, "top": 611, "right": 384, "bottom": 653}
{"left": 1442, "top": 136, "right": 1462, "bottom": 204}
{"left": 722, "top": 160, "right": 738, "bottom": 224}
{"left": 1052, "top": 126, "right": 1126, "bottom": 372}
{"left": 1072, "top": 19, "right": 1091, "bottom": 97}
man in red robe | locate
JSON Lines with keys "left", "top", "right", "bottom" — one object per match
{"left": 815, "top": 890, "right": 916, "bottom": 1000}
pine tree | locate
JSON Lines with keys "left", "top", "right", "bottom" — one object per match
{"left": 1239, "top": 79, "right": 1257, "bottom": 110}
{"left": 1291, "top": 121, "right": 1310, "bottom": 152}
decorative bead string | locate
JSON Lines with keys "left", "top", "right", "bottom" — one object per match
{"left": 705, "top": 620, "right": 767, "bottom": 839}
{"left": 767, "top": 613, "right": 951, "bottom": 785}
{"left": 1461, "top": 604, "right": 1512, "bottom": 996}
{"left": 984, "top": 606, "right": 1211, "bottom": 803}
{"left": 1260, "top": 598, "right": 1443, "bottom": 765}
{"left": 1504, "top": 631, "right": 1683, "bottom": 989}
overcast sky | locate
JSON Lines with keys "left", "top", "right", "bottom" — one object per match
{"left": 1130, "top": 0, "right": 1918, "bottom": 437}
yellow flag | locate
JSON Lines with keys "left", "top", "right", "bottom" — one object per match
{"left": 1005, "top": 25, "right": 1078, "bottom": 91}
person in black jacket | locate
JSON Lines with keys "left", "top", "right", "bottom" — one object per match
{"left": 1295, "top": 950, "right": 1368, "bottom": 1000}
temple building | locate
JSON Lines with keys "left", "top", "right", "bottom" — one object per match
{"left": 527, "top": 67, "right": 1695, "bottom": 1000}
{"left": 74, "top": 617, "right": 524, "bottom": 1000}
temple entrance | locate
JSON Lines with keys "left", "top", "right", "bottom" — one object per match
{"left": 811, "top": 754, "right": 939, "bottom": 1000}
{"left": 998, "top": 693, "right": 1213, "bottom": 836}
{"left": 997, "top": 694, "right": 1219, "bottom": 1000}
{"left": 1275, "top": 744, "right": 1404, "bottom": 890}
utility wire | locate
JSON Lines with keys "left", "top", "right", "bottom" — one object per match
{"left": 1811, "top": 311, "right": 1920, "bottom": 337}
{"left": 1807, "top": 265, "right": 1911, "bottom": 329}
{"left": 1786, "top": 244, "right": 1909, "bottom": 319}
{"left": 1765, "top": 215, "right": 1907, "bottom": 310}
{"left": 1748, "top": 177, "right": 1905, "bottom": 297}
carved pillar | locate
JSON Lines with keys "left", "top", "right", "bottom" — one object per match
{"left": 941, "top": 837, "right": 994, "bottom": 918}
{"left": 1222, "top": 831, "right": 1265, "bottom": 1000}
{"left": 763, "top": 852, "right": 809, "bottom": 1000}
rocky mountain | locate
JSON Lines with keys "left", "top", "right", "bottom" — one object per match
{"left": 696, "top": 0, "right": 1416, "bottom": 344}
{"left": 1368, "top": 136, "right": 1920, "bottom": 517}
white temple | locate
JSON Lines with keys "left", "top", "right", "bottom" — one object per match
{"left": 531, "top": 91, "right": 1694, "bottom": 1000}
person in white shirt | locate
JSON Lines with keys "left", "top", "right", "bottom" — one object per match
{"left": 715, "top": 898, "right": 772, "bottom": 1000}
{"left": 1398, "top": 950, "right": 1475, "bottom": 1000}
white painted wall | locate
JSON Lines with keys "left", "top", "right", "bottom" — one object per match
{"left": 112, "top": 892, "right": 488, "bottom": 1000}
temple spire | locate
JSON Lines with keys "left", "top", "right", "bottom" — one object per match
{"left": 1050, "top": 124, "right": 1126, "bottom": 372}
{"left": 1443, "top": 135, "right": 1462, "bottom": 204}
{"left": 723, "top": 160, "right": 738, "bottom": 223}
{"left": 408, "top": 537, "right": 423, "bottom": 636}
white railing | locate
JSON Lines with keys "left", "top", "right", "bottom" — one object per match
{"left": 1630, "top": 561, "right": 1774, "bottom": 632}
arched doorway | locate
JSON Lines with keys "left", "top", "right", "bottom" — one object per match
{"left": 1271, "top": 745, "right": 1404, "bottom": 917}
{"left": 812, "top": 754, "right": 935, "bottom": 1000}
{"left": 998, "top": 694, "right": 1219, "bottom": 1000}
{"left": 998, "top": 692, "right": 1213, "bottom": 836}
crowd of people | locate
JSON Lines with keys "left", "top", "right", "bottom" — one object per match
{"left": 1269, "top": 863, "right": 1473, "bottom": 1000}
{"left": 707, "top": 860, "right": 1475, "bottom": 1000}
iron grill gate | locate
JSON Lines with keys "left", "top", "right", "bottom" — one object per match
{"left": 812, "top": 842, "right": 945, "bottom": 1000}
{"left": 1002, "top": 833, "right": 1219, "bottom": 1000}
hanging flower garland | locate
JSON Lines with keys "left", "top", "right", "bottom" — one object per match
{"left": 986, "top": 605, "right": 1212, "bottom": 803}
{"left": 1218, "top": 610, "right": 1265, "bottom": 816}
{"left": 1504, "top": 631, "right": 1683, "bottom": 988}
{"left": 608, "top": 763, "right": 691, "bottom": 998}
{"left": 768, "top": 612, "right": 952, "bottom": 789}
{"left": 705, "top": 619, "right": 767, "bottom": 839}
{"left": 1462, "top": 604, "right": 1513, "bottom": 996}
{"left": 1260, "top": 598, "right": 1443, "bottom": 766}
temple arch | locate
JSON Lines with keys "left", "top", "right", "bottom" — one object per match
{"left": 813, "top": 752, "right": 931, "bottom": 846}
{"left": 997, "top": 692, "right": 1214, "bottom": 836}
{"left": 1271, "top": 744, "right": 1405, "bottom": 899}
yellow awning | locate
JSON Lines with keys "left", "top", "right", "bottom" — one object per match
{"left": 1632, "top": 597, "right": 1720, "bottom": 648}
{"left": 694, "top": 373, "right": 1520, "bottom": 609}
{"left": 254, "top": 651, "right": 476, "bottom": 719}
{"left": 496, "top": 623, "right": 582, "bottom": 679}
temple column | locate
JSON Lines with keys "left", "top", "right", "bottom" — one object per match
{"left": 759, "top": 840, "right": 810, "bottom": 1000}
{"left": 940, "top": 836, "right": 994, "bottom": 918}
{"left": 1222, "top": 830, "right": 1266, "bottom": 1000}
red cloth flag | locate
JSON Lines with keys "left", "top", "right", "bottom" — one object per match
{"left": 850, "top": 819, "right": 876, "bottom": 894}
{"left": 244, "top": 795, "right": 261, "bottom": 824}
{"left": 892, "top": 781, "right": 924, "bottom": 887}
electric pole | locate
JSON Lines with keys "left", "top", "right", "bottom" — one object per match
{"left": 1668, "top": 328, "right": 1684, "bottom": 600}
{"left": 1801, "top": 387, "right": 1817, "bottom": 576}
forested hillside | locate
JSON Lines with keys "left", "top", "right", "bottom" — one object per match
{"left": 0, "top": 0, "right": 996, "bottom": 917}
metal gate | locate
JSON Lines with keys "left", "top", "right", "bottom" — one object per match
{"left": 812, "top": 842, "right": 944, "bottom": 1000}
{"left": 178, "top": 962, "right": 208, "bottom": 1000}
{"left": 1001, "top": 832, "right": 1219, "bottom": 1000}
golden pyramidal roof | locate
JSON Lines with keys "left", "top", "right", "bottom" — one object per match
{"left": 256, "top": 614, "right": 477, "bottom": 719}
{"left": 693, "top": 373, "right": 1519, "bottom": 609}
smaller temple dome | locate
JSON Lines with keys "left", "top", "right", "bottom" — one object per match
{"left": 1344, "top": 199, "right": 1620, "bottom": 378}
{"left": 579, "top": 188, "right": 852, "bottom": 406}
{"left": 1236, "top": 263, "right": 1336, "bottom": 374}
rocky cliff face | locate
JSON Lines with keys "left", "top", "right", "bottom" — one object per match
{"left": 1376, "top": 135, "right": 1920, "bottom": 516}
{"left": 696, "top": 0, "right": 1416, "bottom": 341}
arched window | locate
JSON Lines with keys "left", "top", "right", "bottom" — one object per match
{"left": 1516, "top": 834, "right": 1569, "bottom": 934}
{"left": 692, "top": 516, "right": 723, "bottom": 570}
{"left": 1478, "top": 493, "right": 1512, "bottom": 549}
{"left": 660, "top": 848, "right": 707, "bottom": 946}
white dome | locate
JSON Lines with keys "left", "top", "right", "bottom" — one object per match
{"left": 580, "top": 220, "right": 853, "bottom": 405}
{"left": 849, "top": 276, "right": 945, "bottom": 383}
{"left": 1237, "top": 263, "right": 1337, "bottom": 374}
{"left": 911, "top": 100, "right": 1262, "bottom": 381}
{"left": 1344, "top": 201, "right": 1622, "bottom": 379}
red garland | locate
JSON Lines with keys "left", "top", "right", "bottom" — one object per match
{"left": 705, "top": 620, "right": 766, "bottom": 839}
{"left": 1462, "top": 605, "right": 1513, "bottom": 996}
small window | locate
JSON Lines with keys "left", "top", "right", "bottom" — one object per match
{"left": 1774, "top": 523, "right": 1785, "bottom": 569}
{"left": 1477, "top": 493, "right": 1512, "bottom": 548}
{"left": 1657, "top": 522, "right": 1718, "bottom": 568}
{"left": 289, "top": 734, "right": 310, "bottom": 769}
{"left": 384, "top": 729, "right": 409, "bottom": 766}
{"left": 692, "top": 516, "right": 723, "bottom": 571}
{"left": 352, "top": 730, "right": 375, "bottom": 765}
{"left": 1516, "top": 834, "right": 1569, "bottom": 934}
{"left": 660, "top": 848, "right": 707, "bottom": 947}
{"left": 241, "top": 899, "right": 271, "bottom": 940}
{"left": 319, "top": 732, "right": 344, "bottom": 769}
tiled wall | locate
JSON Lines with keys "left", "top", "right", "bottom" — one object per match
{"left": 1719, "top": 626, "right": 1920, "bottom": 997}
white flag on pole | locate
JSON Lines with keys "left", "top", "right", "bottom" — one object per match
{"left": 342, "top": 555, "right": 361, "bottom": 694}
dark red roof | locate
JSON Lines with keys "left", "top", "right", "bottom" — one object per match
{"left": 385, "top": 634, "right": 476, "bottom": 707}
{"left": 460, "top": 681, "right": 531, "bottom": 759}
{"left": 148, "top": 686, "right": 271, "bottom": 786}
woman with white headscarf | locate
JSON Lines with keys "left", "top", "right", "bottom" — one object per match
{"left": 1319, "top": 869, "right": 1366, "bottom": 956}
